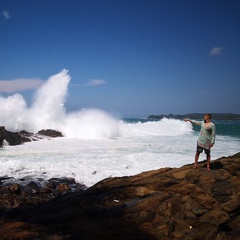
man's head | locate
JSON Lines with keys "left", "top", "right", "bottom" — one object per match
{"left": 204, "top": 113, "right": 212, "bottom": 123}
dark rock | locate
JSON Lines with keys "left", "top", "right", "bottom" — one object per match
{"left": 0, "top": 126, "right": 64, "bottom": 147}
{"left": 19, "top": 130, "right": 33, "bottom": 135}
{"left": 20, "top": 129, "right": 63, "bottom": 141}
{"left": 57, "top": 183, "right": 71, "bottom": 194}
{"left": 0, "top": 126, "right": 5, "bottom": 146}
{"left": 19, "top": 130, "right": 34, "bottom": 143}
{"left": 37, "top": 129, "right": 63, "bottom": 138}
{"left": 22, "top": 181, "right": 41, "bottom": 195}
{"left": 0, "top": 153, "right": 240, "bottom": 239}
{"left": 0, "top": 177, "right": 86, "bottom": 221}
{"left": 5, "top": 131, "right": 22, "bottom": 145}
{"left": 0, "top": 177, "right": 13, "bottom": 185}
{"left": 0, "top": 126, "right": 22, "bottom": 147}
{"left": 39, "top": 187, "right": 52, "bottom": 195}
{"left": 8, "top": 184, "right": 21, "bottom": 194}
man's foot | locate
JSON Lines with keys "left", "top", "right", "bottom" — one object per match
{"left": 193, "top": 165, "right": 198, "bottom": 169}
{"left": 207, "top": 166, "right": 211, "bottom": 171}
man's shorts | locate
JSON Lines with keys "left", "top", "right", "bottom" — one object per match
{"left": 197, "top": 145, "right": 210, "bottom": 155}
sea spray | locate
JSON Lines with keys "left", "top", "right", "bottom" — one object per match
{"left": 29, "top": 69, "right": 70, "bottom": 132}
{"left": 0, "top": 69, "right": 70, "bottom": 132}
{"left": 0, "top": 70, "right": 123, "bottom": 139}
{"left": 63, "top": 108, "right": 121, "bottom": 139}
{"left": 0, "top": 70, "right": 193, "bottom": 139}
{"left": 0, "top": 93, "right": 28, "bottom": 131}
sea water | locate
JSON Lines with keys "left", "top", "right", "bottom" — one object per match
{"left": 1, "top": 70, "right": 240, "bottom": 187}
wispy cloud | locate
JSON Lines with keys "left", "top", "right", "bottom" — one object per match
{"left": 84, "top": 79, "right": 106, "bottom": 86}
{"left": 0, "top": 79, "right": 44, "bottom": 93}
{"left": 2, "top": 10, "right": 10, "bottom": 19}
{"left": 71, "top": 79, "right": 107, "bottom": 87}
{"left": 210, "top": 47, "right": 223, "bottom": 56}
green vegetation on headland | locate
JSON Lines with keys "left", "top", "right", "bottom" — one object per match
{"left": 148, "top": 113, "right": 240, "bottom": 121}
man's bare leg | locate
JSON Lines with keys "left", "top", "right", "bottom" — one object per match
{"left": 194, "top": 152, "right": 200, "bottom": 168}
{"left": 207, "top": 154, "right": 211, "bottom": 171}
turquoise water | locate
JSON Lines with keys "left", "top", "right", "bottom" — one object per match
{"left": 213, "top": 121, "right": 240, "bottom": 138}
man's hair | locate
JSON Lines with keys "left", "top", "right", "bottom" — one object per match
{"left": 205, "top": 113, "right": 212, "bottom": 119}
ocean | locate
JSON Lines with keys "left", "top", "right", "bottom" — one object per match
{"left": 1, "top": 70, "right": 240, "bottom": 187}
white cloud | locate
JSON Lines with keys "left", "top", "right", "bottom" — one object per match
{"left": 2, "top": 10, "right": 10, "bottom": 19}
{"left": 210, "top": 47, "right": 223, "bottom": 56}
{"left": 0, "top": 79, "right": 44, "bottom": 93}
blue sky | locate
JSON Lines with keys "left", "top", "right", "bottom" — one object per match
{"left": 0, "top": 0, "right": 240, "bottom": 117}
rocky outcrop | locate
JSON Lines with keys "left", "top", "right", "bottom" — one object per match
{"left": 0, "top": 126, "right": 63, "bottom": 147}
{"left": 37, "top": 129, "right": 63, "bottom": 138}
{"left": 0, "top": 153, "right": 240, "bottom": 239}
{"left": 0, "top": 126, "right": 22, "bottom": 146}
{"left": 20, "top": 129, "right": 63, "bottom": 142}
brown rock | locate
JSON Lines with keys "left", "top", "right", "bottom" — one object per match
{"left": 221, "top": 192, "right": 240, "bottom": 213}
{"left": 8, "top": 184, "right": 21, "bottom": 194}
{"left": 0, "top": 153, "right": 240, "bottom": 239}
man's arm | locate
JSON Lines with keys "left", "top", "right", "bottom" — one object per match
{"left": 211, "top": 124, "right": 216, "bottom": 146}
{"left": 184, "top": 118, "right": 201, "bottom": 126}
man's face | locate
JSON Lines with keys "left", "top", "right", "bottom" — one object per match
{"left": 204, "top": 115, "right": 210, "bottom": 123}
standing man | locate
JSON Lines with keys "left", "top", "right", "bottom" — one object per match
{"left": 184, "top": 114, "right": 216, "bottom": 171}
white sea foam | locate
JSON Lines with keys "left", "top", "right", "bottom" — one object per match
{"left": 0, "top": 70, "right": 239, "bottom": 187}
{"left": 1, "top": 132, "right": 238, "bottom": 187}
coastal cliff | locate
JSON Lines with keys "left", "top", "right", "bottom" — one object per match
{"left": 1, "top": 153, "right": 240, "bottom": 239}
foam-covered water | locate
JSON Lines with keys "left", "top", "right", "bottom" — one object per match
{"left": 1, "top": 70, "right": 239, "bottom": 187}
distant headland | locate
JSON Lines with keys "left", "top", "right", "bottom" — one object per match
{"left": 147, "top": 113, "right": 240, "bottom": 121}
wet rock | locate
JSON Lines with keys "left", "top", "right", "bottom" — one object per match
{"left": 22, "top": 181, "right": 41, "bottom": 195}
{"left": 0, "top": 126, "right": 22, "bottom": 146}
{"left": 19, "top": 130, "right": 34, "bottom": 143}
{"left": 0, "top": 177, "right": 13, "bottom": 185}
{"left": 0, "top": 177, "right": 86, "bottom": 220}
{"left": 8, "top": 184, "right": 21, "bottom": 195}
{"left": 37, "top": 129, "right": 63, "bottom": 138}
{"left": 0, "top": 126, "right": 64, "bottom": 147}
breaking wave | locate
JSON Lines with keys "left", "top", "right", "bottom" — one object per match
{"left": 0, "top": 70, "right": 192, "bottom": 139}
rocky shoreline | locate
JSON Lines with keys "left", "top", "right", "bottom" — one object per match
{"left": 0, "top": 152, "right": 240, "bottom": 239}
